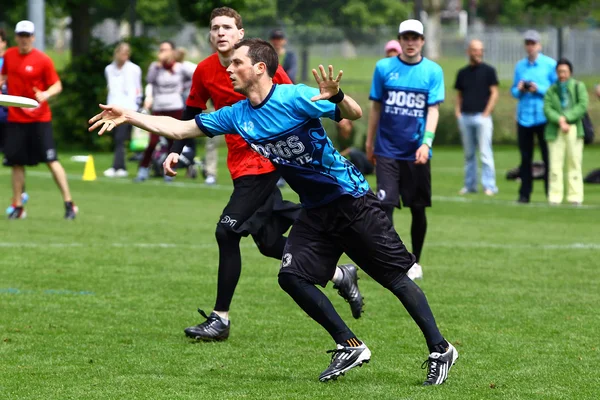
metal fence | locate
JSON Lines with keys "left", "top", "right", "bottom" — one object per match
{"left": 55, "top": 21, "right": 600, "bottom": 81}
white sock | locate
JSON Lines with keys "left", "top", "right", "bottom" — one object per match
{"left": 332, "top": 267, "right": 344, "bottom": 285}
{"left": 214, "top": 310, "right": 229, "bottom": 324}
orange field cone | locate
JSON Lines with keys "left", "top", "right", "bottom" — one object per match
{"left": 82, "top": 155, "right": 97, "bottom": 181}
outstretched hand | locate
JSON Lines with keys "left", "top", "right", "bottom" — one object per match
{"left": 88, "top": 104, "right": 127, "bottom": 135}
{"left": 311, "top": 65, "right": 343, "bottom": 102}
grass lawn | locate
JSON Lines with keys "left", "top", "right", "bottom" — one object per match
{"left": 1, "top": 146, "right": 599, "bottom": 399}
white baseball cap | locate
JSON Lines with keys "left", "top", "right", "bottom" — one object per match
{"left": 15, "top": 20, "right": 35, "bottom": 35}
{"left": 399, "top": 19, "right": 424, "bottom": 36}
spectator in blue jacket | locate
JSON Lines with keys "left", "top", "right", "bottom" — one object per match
{"left": 511, "top": 30, "right": 557, "bottom": 203}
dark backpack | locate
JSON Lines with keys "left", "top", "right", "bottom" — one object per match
{"left": 575, "top": 81, "right": 594, "bottom": 144}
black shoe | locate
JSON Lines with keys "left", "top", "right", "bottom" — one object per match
{"left": 333, "top": 264, "right": 363, "bottom": 319}
{"left": 184, "top": 309, "right": 230, "bottom": 341}
{"left": 422, "top": 343, "right": 459, "bottom": 386}
{"left": 319, "top": 343, "right": 371, "bottom": 382}
{"left": 8, "top": 206, "right": 26, "bottom": 219}
{"left": 64, "top": 203, "right": 78, "bottom": 220}
{"left": 517, "top": 196, "right": 530, "bottom": 204}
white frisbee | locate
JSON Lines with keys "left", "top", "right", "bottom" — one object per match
{"left": 0, "top": 94, "right": 39, "bottom": 108}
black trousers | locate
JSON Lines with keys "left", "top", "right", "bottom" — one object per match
{"left": 517, "top": 123, "right": 548, "bottom": 200}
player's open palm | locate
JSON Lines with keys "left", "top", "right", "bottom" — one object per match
{"left": 311, "top": 65, "right": 343, "bottom": 102}
{"left": 88, "top": 104, "right": 126, "bottom": 135}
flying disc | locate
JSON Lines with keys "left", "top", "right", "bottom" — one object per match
{"left": 0, "top": 94, "right": 39, "bottom": 108}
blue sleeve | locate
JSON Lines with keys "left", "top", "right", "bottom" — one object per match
{"left": 535, "top": 60, "right": 557, "bottom": 97}
{"left": 293, "top": 85, "right": 338, "bottom": 121}
{"left": 194, "top": 106, "right": 236, "bottom": 138}
{"left": 511, "top": 62, "right": 522, "bottom": 99}
{"left": 428, "top": 65, "right": 445, "bottom": 105}
{"left": 369, "top": 63, "right": 384, "bottom": 102}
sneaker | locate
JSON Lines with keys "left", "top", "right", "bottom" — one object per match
{"left": 164, "top": 175, "right": 174, "bottom": 183}
{"left": 186, "top": 164, "right": 199, "bottom": 179}
{"left": 458, "top": 187, "right": 475, "bottom": 195}
{"left": 205, "top": 175, "right": 216, "bottom": 185}
{"left": 184, "top": 309, "right": 230, "bottom": 341}
{"left": 133, "top": 167, "right": 149, "bottom": 183}
{"left": 6, "top": 192, "right": 29, "bottom": 215}
{"left": 484, "top": 189, "right": 495, "bottom": 196}
{"left": 103, "top": 168, "right": 116, "bottom": 178}
{"left": 65, "top": 203, "right": 79, "bottom": 220}
{"left": 8, "top": 206, "right": 26, "bottom": 219}
{"left": 114, "top": 169, "right": 128, "bottom": 178}
{"left": 333, "top": 264, "right": 363, "bottom": 319}
{"left": 406, "top": 262, "right": 423, "bottom": 280}
{"left": 319, "top": 343, "right": 371, "bottom": 382}
{"left": 517, "top": 196, "right": 530, "bottom": 204}
{"left": 422, "top": 342, "right": 459, "bottom": 386}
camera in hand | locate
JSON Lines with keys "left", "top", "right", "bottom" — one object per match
{"left": 523, "top": 81, "right": 533, "bottom": 90}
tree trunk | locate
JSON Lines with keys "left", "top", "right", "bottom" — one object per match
{"left": 69, "top": 2, "right": 91, "bottom": 58}
{"left": 424, "top": 0, "right": 442, "bottom": 60}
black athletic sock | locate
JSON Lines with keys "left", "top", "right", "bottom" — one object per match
{"left": 383, "top": 205, "right": 395, "bottom": 226}
{"left": 278, "top": 273, "right": 356, "bottom": 344}
{"left": 430, "top": 340, "right": 449, "bottom": 354}
{"left": 410, "top": 207, "right": 427, "bottom": 263}
{"left": 388, "top": 273, "right": 445, "bottom": 349}
{"left": 214, "top": 227, "right": 243, "bottom": 311}
{"left": 65, "top": 201, "right": 74, "bottom": 210}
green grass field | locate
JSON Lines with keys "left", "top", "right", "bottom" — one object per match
{"left": 2, "top": 146, "right": 600, "bottom": 399}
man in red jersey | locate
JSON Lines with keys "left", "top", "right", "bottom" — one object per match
{"left": 0, "top": 21, "right": 77, "bottom": 219}
{"left": 165, "top": 7, "right": 363, "bottom": 341}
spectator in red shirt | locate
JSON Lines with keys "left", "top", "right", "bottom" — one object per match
{"left": 0, "top": 21, "right": 77, "bottom": 219}
{"left": 164, "top": 7, "right": 363, "bottom": 342}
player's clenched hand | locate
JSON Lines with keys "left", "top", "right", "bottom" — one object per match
{"left": 88, "top": 104, "right": 127, "bottom": 135}
{"left": 163, "top": 152, "right": 179, "bottom": 177}
{"left": 415, "top": 144, "right": 430, "bottom": 165}
{"left": 311, "top": 64, "right": 343, "bottom": 102}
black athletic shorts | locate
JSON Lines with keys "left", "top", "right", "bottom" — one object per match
{"left": 278, "top": 191, "right": 416, "bottom": 287}
{"left": 2, "top": 122, "right": 58, "bottom": 166}
{"left": 218, "top": 171, "right": 302, "bottom": 246}
{"left": 375, "top": 156, "right": 431, "bottom": 209}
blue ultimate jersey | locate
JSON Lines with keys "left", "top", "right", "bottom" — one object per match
{"left": 195, "top": 84, "right": 370, "bottom": 208}
{"left": 369, "top": 56, "right": 445, "bottom": 160}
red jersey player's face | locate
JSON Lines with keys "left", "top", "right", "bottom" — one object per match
{"left": 210, "top": 16, "right": 244, "bottom": 55}
{"left": 15, "top": 33, "right": 34, "bottom": 54}
{"left": 226, "top": 46, "right": 260, "bottom": 95}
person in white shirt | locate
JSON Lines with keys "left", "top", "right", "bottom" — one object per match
{"left": 103, "top": 42, "right": 142, "bottom": 177}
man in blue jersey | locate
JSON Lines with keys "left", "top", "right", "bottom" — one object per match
{"left": 89, "top": 38, "right": 457, "bottom": 386}
{"left": 366, "top": 19, "right": 444, "bottom": 281}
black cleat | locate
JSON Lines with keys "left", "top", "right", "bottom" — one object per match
{"left": 8, "top": 206, "right": 26, "bottom": 219}
{"left": 64, "top": 203, "right": 78, "bottom": 220}
{"left": 334, "top": 264, "right": 364, "bottom": 319}
{"left": 319, "top": 343, "right": 371, "bottom": 382}
{"left": 184, "top": 309, "right": 230, "bottom": 341}
{"left": 422, "top": 342, "right": 459, "bottom": 386}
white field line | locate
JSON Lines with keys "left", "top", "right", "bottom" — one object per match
{"left": 0, "top": 241, "right": 599, "bottom": 251}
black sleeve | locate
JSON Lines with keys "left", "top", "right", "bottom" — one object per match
{"left": 170, "top": 105, "right": 203, "bottom": 154}
{"left": 454, "top": 69, "right": 463, "bottom": 91}
{"left": 489, "top": 65, "right": 499, "bottom": 87}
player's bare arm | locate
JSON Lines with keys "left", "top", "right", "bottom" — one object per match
{"left": 366, "top": 101, "right": 381, "bottom": 164}
{"left": 415, "top": 104, "right": 439, "bottom": 164}
{"left": 89, "top": 104, "right": 203, "bottom": 139}
{"left": 311, "top": 64, "right": 362, "bottom": 120}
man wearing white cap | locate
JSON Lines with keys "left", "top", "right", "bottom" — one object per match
{"left": 0, "top": 20, "right": 77, "bottom": 219}
{"left": 366, "top": 19, "right": 444, "bottom": 281}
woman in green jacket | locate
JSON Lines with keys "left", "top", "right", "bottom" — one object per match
{"left": 543, "top": 58, "right": 588, "bottom": 205}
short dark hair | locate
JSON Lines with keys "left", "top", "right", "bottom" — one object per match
{"left": 556, "top": 58, "right": 573, "bottom": 73}
{"left": 0, "top": 28, "right": 7, "bottom": 43}
{"left": 233, "top": 38, "right": 278, "bottom": 78}
{"left": 160, "top": 40, "right": 175, "bottom": 49}
{"left": 210, "top": 7, "right": 243, "bottom": 29}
